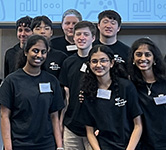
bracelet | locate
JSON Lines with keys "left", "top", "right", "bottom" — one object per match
{"left": 57, "top": 148, "right": 64, "bottom": 150}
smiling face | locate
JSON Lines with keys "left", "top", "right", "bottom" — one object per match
{"left": 25, "top": 40, "right": 47, "bottom": 68}
{"left": 17, "top": 25, "right": 32, "bottom": 48}
{"left": 62, "top": 15, "right": 79, "bottom": 38}
{"left": 33, "top": 21, "right": 53, "bottom": 40}
{"left": 133, "top": 44, "right": 154, "bottom": 73}
{"left": 98, "top": 17, "right": 120, "bottom": 38}
{"left": 73, "top": 27, "right": 95, "bottom": 51}
{"left": 89, "top": 51, "right": 114, "bottom": 78}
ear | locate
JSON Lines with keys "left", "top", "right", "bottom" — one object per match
{"left": 97, "top": 23, "right": 100, "bottom": 30}
{"left": 50, "top": 30, "right": 53, "bottom": 37}
{"left": 117, "top": 26, "right": 121, "bottom": 33}
{"left": 92, "top": 35, "right": 96, "bottom": 43}
{"left": 110, "top": 59, "right": 114, "bottom": 68}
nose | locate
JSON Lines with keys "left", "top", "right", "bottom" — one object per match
{"left": 36, "top": 51, "right": 42, "bottom": 57}
{"left": 69, "top": 23, "right": 74, "bottom": 29}
{"left": 40, "top": 28, "right": 45, "bottom": 34}
{"left": 20, "top": 30, "right": 26, "bottom": 36}
{"left": 96, "top": 60, "right": 102, "bottom": 67}
{"left": 79, "top": 33, "right": 85, "bottom": 39}
{"left": 140, "top": 54, "right": 146, "bottom": 60}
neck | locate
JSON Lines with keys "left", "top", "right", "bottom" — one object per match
{"left": 142, "top": 70, "right": 156, "bottom": 83}
{"left": 20, "top": 42, "right": 24, "bottom": 49}
{"left": 99, "top": 34, "right": 117, "bottom": 45}
{"left": 98, "top": 76, "right": 112, "bottom": 90}
{"left": 77, "top": 45, "right": 92, "bottom": 57}
{"left": 23, "top": 65, "right": 41, "bottom": 76}
{"left": 65, "top": 35, "right": 74, "bottom": 44}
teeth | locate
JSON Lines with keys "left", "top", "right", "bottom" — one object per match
{"left": 34, "top": 59, "right": 41, "bottom": 63}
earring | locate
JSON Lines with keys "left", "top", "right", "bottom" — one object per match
{"left": 153, "top": 62, "right": 156, "bottom": 65}
{"left": 133, "top": 62, "right": 135, "bottom": 65}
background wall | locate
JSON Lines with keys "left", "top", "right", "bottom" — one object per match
{"left": 0, "top": 26, "right": 166, "bottom": 79}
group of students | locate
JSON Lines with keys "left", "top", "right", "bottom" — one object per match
{"left": 0, "top": 8, "right": 166, "bottom": 150}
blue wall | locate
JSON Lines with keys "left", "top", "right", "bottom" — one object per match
{"left": 0, "top": 0, "right": 166, "bottom": 22}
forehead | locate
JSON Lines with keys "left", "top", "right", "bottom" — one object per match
{"left": 63, "top": 15, "right": 79, "bottom": 22}
{"left": 135, "top": 44, "right": 151, "bottom": 52}
{"left": 17, "top": 25, "right": 31, "bottom": 30}
{"left": 31, "top": 40, "right": 46, "bottom": 48}
{"left": 75, "top": 27, "right": 90, "bottom": 32}
{"left": 35, "top": 21, "right": 50, "bottom": 27}
{"left": 100, "top": 17, "right": 117, "bottom": 22}
{"left": 91, "top": 51, "right": 109, "bottom": 58}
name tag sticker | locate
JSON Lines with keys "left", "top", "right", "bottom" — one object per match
{"left": 66, "top": 45, "right": 77, "bottom": 51}
{"left": 96, "top": 89, "right": 111, "bottom": 100}
{"left": 80, "top": 63, "right": 87, "bottom": 72}
{"left": 154, "top": 95, "right": 166, "bottom": 105}
{"left": 39, "top": 82, "right": 52, "bottom": 93}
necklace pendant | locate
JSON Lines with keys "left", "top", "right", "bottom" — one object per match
{"left": 148, "top": 90, "right": 151, "bottom": 96}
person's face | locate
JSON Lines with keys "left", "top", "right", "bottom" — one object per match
{"left": 25, "top": 40, "right": 47, "bottom": 68}
{"left": 62, "top": 15, "right": 79, "bottom": 37}
{"left": 98, "top": 17, "right": 120, "bottom": 38}
{"left": 33, "top": 21, "right": 53, "bottom": 40}
{"left": 73, "top": 27, "right": 95, "bottom": 51}
{"left": 133, "top": 44, "right": 154, "bottom": 72}
{"left": 90, "top": 51, "right": 114, "bottom": 78}
{"left": 17, "top": 24, "right": 32, "bottom": 45}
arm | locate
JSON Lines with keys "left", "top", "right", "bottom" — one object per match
{"left": 126, "top": 115, "right": 142, "bottom": 150}
{"left": 51, "top": 111, "right": 63, "bottom": 148}
{"left": 1, "top": 105, "right": 12, "bottom": 150}
{"left": 59, "top": 86, "right": 69, "bottom": 129}
{"left": 86, "top": 126, "right": 101, "bottom": 150}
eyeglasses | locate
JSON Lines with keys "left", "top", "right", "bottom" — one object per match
{"left": 90, "top": 58, "right": 110, "bottom": 65}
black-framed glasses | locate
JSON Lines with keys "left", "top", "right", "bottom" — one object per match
{"left": 90, "top": 58, "right": 110, "bottom": 65}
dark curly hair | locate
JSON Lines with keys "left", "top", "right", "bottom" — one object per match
{"left": 128, "top": 37, "right": 166, "bottom": 85}
{"left": 80, "top": 44, "right": 127, "bottom": 99}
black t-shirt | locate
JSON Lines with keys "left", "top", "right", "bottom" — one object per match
{"left": 50, "top": 36, "right": 77, "bottom": 56}
{"left": 80, "top": 78, "right": 142, "bottom": 150}
{"left": 59, "top": 53, "right": 88, "bottom": 136}
{"left": 42, "top": 48, "right": 67, "bottom": 79}
{"left": 136, "top": 80, "right": 166, "bottom": 150}
{"left": 0, "top": 69, "right": 65, "bottom": 149}
{"left": 93, "top": 40, "right": 131, "bottom": 68}
{"left": 4, "top": 43, "right": 22, "bottom": 77}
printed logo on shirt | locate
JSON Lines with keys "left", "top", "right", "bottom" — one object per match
{"left": 115, "top": 97, "right": 127, "bottom": 107}
{"left": 114, "top": 54, "right": 125, "bottom": 63}
{"left": 49, "top": 62, "right": 60, "bottom": 70}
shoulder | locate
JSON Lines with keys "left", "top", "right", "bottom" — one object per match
{"left": 92, "top": 39, "right": 101, "bottom": 46}
{"left": 4, "top": 69, "right": 24, "bottom": 81}
{"left": 64, "top": 53, "right": 78, "bottom": 63}
{"left": 116, "top": 40, "right": 130, "bottom": 49}
{"left": 118, "top": 78, "right": 135, "bottom": 89}
{"left": 5, "top": 43, "right": 20, "bottom": 55}
{"left": 49, "top": 48, "right": 68, "bottom": 57}
{"left": 50, "top": 36, "right": 65, "bottom": 43}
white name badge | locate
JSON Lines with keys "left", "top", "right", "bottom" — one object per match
{"left": 39, "top": 82, "right": 53, "bottom": 93}
{"left": 66, "top": 45, "right": 77, "bottom": 51}
{"left": 154, "top": 95, "right": 166, "bottom": 105}
{"left": 80, "top": 63, "right": 87, "bottom": 72}
{"left": 96, "top": 89, "right": 111, "bottom": 100}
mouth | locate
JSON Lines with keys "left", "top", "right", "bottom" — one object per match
{"left": 137, "top": 61, "right": 150, "bottom": 67}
